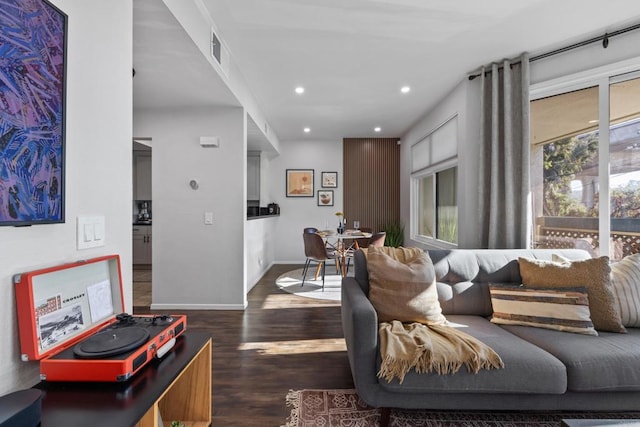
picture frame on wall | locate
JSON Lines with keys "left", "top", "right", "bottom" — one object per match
{"left": 0, "top": 0, "right": 67, "bottom": 226}
{"left": 286, "top": 169, "right": 314, "bottom": 197}
{"left": 321, "top": 171, "right": 337, "bottom": 188}
{"left": 317, "top": 190, "right": 334, "bottom": 206}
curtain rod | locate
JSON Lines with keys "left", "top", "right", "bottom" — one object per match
{"left": 468, "top": 21, "right": 640, "bottom": 81}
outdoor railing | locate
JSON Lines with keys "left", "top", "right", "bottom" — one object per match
{"left": 534, "top": 216, "right": 640, "bottom": 261}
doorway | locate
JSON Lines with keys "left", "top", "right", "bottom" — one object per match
{"left": 133, "top": 138, "right": 152, "bottom": 310}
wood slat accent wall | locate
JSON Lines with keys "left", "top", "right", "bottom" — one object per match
{"left": 343, "top": 138, "right": 400, "bottom": 232}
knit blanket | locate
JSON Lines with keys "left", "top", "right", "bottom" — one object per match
{"left": 378, "top": 320, "right": 504, "bottom": 383}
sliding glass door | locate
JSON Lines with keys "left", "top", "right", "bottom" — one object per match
{"left": 609, "top": 75, "right": 640, "bottom": 261}
{"left": 530, "top": 73, "right": 640, "bottom": 261}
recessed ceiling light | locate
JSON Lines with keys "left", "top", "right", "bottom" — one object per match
{"left": 588, "top": 119, "right": 598, "bottom": 124}
{"left": 400, "top": 86, "right": 411, "bottom": 94}
{"left": 295, "top": 86, "right": 305, "bottom": 94}
{"left": 374, "top": 127, "right": 381, "bottom": 132}
{"left": 303, "top": 127, "right": 311, "bottom": 133}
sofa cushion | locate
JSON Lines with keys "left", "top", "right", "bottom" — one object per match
{"left": 427, "top": 249, "right": 591, "bottom": 317}
{"left": 611, "top": 254, "right": 640, "bottom": 327}
{"left": 378, "top": 315, "right": 567, "bottom": 394}
{"left": 518, "top": 256, "right": 626, "bottom": 333}
{"left": 367, "top": 246, "right": 447, "bottom": 325}
{"left": 501, "top": 325, "right": 640, "bottom": 392}
{"left": 489, "top": 284, "right": 597, "bottom": 336}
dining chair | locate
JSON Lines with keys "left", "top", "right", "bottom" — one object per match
{"left": 304, "top": 226, "right": 335, "bottom": 277}
{"left": 343, "top": 232, "right": 386, "bottom": 275}
{"left": 368, "top": 231, "right": 386, "bottom": 247}
{"left": 301, "top": 232, "right": 340, "bottom": 290}
{"left": 352, "top": 227, "right": 373, "bottom": 249}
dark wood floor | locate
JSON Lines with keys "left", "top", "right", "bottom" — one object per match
{"left": 133, "top": 264, "right": 354, "bottom": 426}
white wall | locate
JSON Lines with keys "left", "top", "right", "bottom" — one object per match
{"left": 270, "top": 139, "right": 344, "bottom": 263}
{"left": 531, "top": 30, "right": 640, "bottom": 85}
{"left": 246, "top": 217, "right": 277, "bottom": 290}
{"left": 134, "top": 107, "right": 247, "bottom": 309}
{"left": 400, "top": 79, "right": 482, "bottom": 249}
{"left": 162, "top": 0, "right": 281, "bottom": 155}
{"left": 0, "top": 0, "right": 132, "bottom": 394}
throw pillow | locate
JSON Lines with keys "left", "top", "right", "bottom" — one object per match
{"left": 518, "top": 256, "right": 626, "bottom": 333}
{"left": 489, "top": 284, "right": 597, "bottom": 336}
{"left": 611, "top": 254, "right": 640, "bottom": 327}
{"left": 367, "top": 246, "right": 447, "bottom": 325}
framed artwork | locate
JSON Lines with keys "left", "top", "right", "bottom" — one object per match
{"left": 0, "top": 0, "right": 67, "bottom": 226}
{"left": 317, "top": 190, "right": 334, "bottom": 206}
{"left": 321, "top": 171, "right": 337, "bottom": 188}
{"left": 286, "top": 169, "right": 314, "bottom": 197}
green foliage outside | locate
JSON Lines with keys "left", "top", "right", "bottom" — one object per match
{"left": 543, "top": 134, "right": 598, "bottom": 217}
{"left": 437, "top": 207, "right": 458, "bottom": 244}
{"left": 611, "top": 184, "right": 640, "bottom": 218}
{"left": 543, "top": 134, "right": 640, "bottom": 219}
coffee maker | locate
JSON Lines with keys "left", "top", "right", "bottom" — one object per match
{"left": 267, "top": 203, "right": 280, "bottom": 215}
{"left": 137, "top": 201, "right": 151, "bottom": 223}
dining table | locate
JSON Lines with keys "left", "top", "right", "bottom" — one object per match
{"left": 318, "top": 229, "right": 372, "bottom": 277}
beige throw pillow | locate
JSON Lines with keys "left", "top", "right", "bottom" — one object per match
{"left": 367, "top": 246, "right": 447, "bottom": 325}
{"left": 611, "top": 254, "right": 640, "bottom": 327}
{"left": 518, "top": 256, "right": 626, "bottom": 333}
{"left": 489, "top": 284, "right": 597, "bottom": 336}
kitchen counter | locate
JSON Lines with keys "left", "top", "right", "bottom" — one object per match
{"left": 247, "top": 213, "right": 280, "bottom": 220}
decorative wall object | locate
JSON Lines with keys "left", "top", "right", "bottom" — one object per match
{"left": 286, "top": 169, "right": 314, "bottom": 197}
{"left": 317, "top": 190, "right": 334, "bottom": 206}
{"left": 321, "top": 171, "right": 337, "bottom": 188}
{"left": 0, "top": 0, "right": 67, "bottom": 226}
{"left": 343, "top": 138, "right": 400, "bottom": 231}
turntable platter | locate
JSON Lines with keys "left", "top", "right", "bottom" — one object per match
{"left": 73, "top": 327, "right": 150, "bottom": 359}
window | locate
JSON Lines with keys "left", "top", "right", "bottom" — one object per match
{"left": 609, "top": 76, "right": 640, "bottom": 261}
{"left": 416, "top": 166, "right": 458, "bottom": 243}
{"left": 531, "top": 72, "right": 640, "bottom": 261}
{"left": 411, "top": 116, "right": 458, "bottom": 246}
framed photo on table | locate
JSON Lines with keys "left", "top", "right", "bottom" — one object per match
{"left": 286, "top": 169, "right": 314, "bottom": 197}
{"left": 321, "top": 171, "right": 337, "bottom": 188}
{"left": 317, "top": 190, "right": 334, "bottom": 206}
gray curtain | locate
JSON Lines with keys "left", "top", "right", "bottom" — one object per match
{"left": 478, "top": 53, "right": 531, "bottom": 249}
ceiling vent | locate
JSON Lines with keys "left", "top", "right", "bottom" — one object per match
{"left": 210, "top": 28, "right": 229, "bottom": 77}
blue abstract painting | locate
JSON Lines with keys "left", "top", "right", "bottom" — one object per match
{"left": 0, "top": 0, "right": 66, "bottom": 225}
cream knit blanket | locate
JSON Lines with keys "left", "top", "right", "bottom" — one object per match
{"left": 378, "top": 320, "right": 504, "bottom": 383}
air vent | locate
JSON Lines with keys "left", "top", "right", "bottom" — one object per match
{"left": 211, "top": 29, "right": 221, "bottom": 64}
{"left": 210, "top": 27, "right": 230, "bottom": 76}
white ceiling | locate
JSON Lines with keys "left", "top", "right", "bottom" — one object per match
{"left": 133, "top": 0, "right": 640, "bottom": 144}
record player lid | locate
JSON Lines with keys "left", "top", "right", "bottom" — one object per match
{"left": 15, "top": 255, "right": 125, "bottom": 361}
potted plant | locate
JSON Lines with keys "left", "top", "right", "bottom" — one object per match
{"left": 381, "top": 221, "right": 404, "bottom": 247}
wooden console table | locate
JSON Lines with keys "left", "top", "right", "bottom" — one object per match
{"left": 35, "top": 332, "right": 212, "bottom": 427}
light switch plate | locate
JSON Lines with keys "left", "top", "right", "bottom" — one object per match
{"left": 204, "top": 212, "right": 213, "bottom": 225}
{"left": 77, "top": 215, "right": 105, "bottom": 249}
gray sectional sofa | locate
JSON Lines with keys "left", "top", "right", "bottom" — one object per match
{"left": 341, "top": 248, "right": 640, "bottom": 411}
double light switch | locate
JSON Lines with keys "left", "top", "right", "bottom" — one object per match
{"left": 77, "top": 216, "right": 106, "bottom": 249}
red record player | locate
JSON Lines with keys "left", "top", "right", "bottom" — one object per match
{"left": 14, "top": 255, "right": 186, "bottom": 382}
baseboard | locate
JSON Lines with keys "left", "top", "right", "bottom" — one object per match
{"left": 150, "top": 302, "right": 247, "bottom": 310}
{"left": 272, "top": 260, "right": 306, "bottom": 264}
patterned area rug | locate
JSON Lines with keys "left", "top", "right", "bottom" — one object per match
{"left": 284, "top": 389, "right": 640, "bottom": 427}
